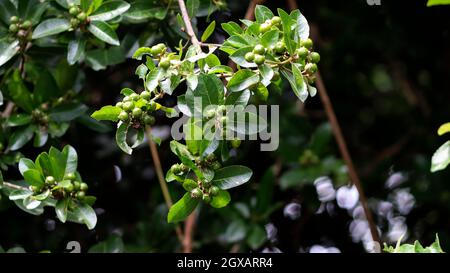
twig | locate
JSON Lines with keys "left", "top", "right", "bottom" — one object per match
{"left": 287, "top": 0, "right": 381, "bottom": 247}
{"left": 145, "top": 126, "right": 184, "bottom": 245}
{"left": 2, "top": 182, "right": 28, "bottom": 191}
{"left": 183, "top": 212, "right": 196, "bottom": 252}
{"left": 177, "top": 0, "right": 200, "bottom": 46}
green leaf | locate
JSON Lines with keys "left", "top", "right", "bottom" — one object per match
{"left": 186, "top": 0, "right": 199, "bottom": 18}
{"left": 62, "top": 145, "right": 78, "bottom": 175}
{"left": 9, "top": 189, "right": 33, "bottom": 201}
{"left": 55, "top": 198, "right": 70, "bottom": 223}
{"left": 6, "top": 114, "right": 32, "bottom": 127}
{"left": 225, "top": 89, "right": 250, "bottom": 106}
{"left": 259, "top": 64, "right": 274, "bottom": 87}
{"left": 85, "top": 46, "right": 125, "bottom": 70}
{"left": 23, "top": 169, "right": 45, "bottom": 187}
{"left": 261, "top": 29, "right": 279, "bottom": 48}
{"left": 167, "top": 193, "right": 199, "bottom": 223}
{"left": 72, "top": 202, "right": 97, "bottom": 230}
{"left": 89, "top": 236, "right": 124, "bottom": 253}
{"left": 427, "top": 0, "right": 450, "bottom": 6}
{"left": 0, "top": 0, "right": 17, "bottom": 25}
{"left": 277, "top": 8, "right": 294, "bottom": 54}
{"left": 32, "top": 19, "right": 71, "bottom": 39}
{"left": 221, "top": 22, "right": 243, "bottom": 36}
{"left": 255, "top": 5, "right": 274, "bottom": 23}
{"left": 227, "top": 69, "right": 259, "bottom": 92}
{"left": 34, "top": 69, "right": 62, "bottom": 104}
{"left": 67, "top": 37, "right": 86, "bottom": 65}
{"left": 91, "top": 105, "right": 122, "bottom": 121}
{"left": 89, "top": 0, "right": 130, "bottom": 21}
{"left": 49, "top": 103, "right": 88, "bottom": 122}
{"left": 123, "top": 2, "right": 167, "bottom": 23}
{"left": 6, "top": 70, "right": 34, "bottom": 112}
{"left": 212, "top": 165, "right": 253, "bottom": 190}
{"left": 145, "top": 68, "right": 163, "bottom": 91}
{"left": 292, "top": 10, "right": 309, "bottom": 41}
{"left": 438, "top": 122, "right": 450, "bottom": 136}
{"left": 201, "top": 20, "right": 216, "bottom": 42}
{"left": 247, "top": 225, "right": 267, "bottom": 249}
{"left": 33, "top": 127, "right": 48, "bottom": 148}
{"left": 210, "top": 189, "right": 231, "bottom": 208}
{"left": 116, "top": 121, "right": 132, "bottom": 154}
{"left": 8, "top": 125, "right": 35, "bottom": 151}
{"left": 32, "top": 189, "right": 51, "bottom": 201}
{"left": 132, "top": 47, "right": 152, "bottom": 60}
{"left": 0, "top": 40, "right": 20, "bottom": 67}
{"left": 87, "top": 20, "right": 120, "bottom": 46}
{"left": 19, "top": 158, "right": 37, "bottom": 176}
{"left": 19, "top": 0, "right": 48, "bottom": 25}
{"left": 185, "top": 73, "right": 224, "bottom": 117}
{"left": 431, "top": 140, "right": 450, "bottom": 172}
{"left": 281, "top": 67, "right": 308, "bottom": 102}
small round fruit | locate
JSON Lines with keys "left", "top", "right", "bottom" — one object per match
{"left": 129, "top": 93, "right": 139, "bottom": 101}
{"left": 76, "top": 191, "right": 85, "bottom": 200}
{"left": 65, "top": 172, "right": 76, "bottom": 180}
{"left": 132, "top": 107, "right": 143, "bottom": 118}
{"left": 230, "top": 138, "right": 242, "bottom": 149}
{"left": 180, "top": 163, "right": 189, "bottom": 173}
{"left": 254, "top": 54, "right": 265, "bottom": 65}
{"left": 118, "top": 110, "right": 129, "bottom": 121}
{"left": 204, "top": 108, "right": 216, "bottom": 119}
{"left": 148, "top": 101, "right": 157, "bottom": 111}
{"left": 140, "top": 91, "right": 151, "bottom": 100}
{"left": 21, "top": 20, "right": 31, "bottom": 29}
{"left": 190, "top": 188, "right": 202, "bottom": 199}
{"left": 45, "top": 176, "right": 55, "bottom": 184}
{"left": 10, "top": 16, "right": 19, "bottom": 24}
{"left": 300, "top": 38, "right": 313, "bottom": 49}
{"left": 170, "top": 164, "right": 181, "bottom": 174}
{"left": 156, "top": 43, "right": 166, "bottom": 52}
{"left": 202, "top": 194, "right": 211, "bottom": 203}
{"left": 310, "top": 52, "right": 321, "bottom": 63}
{"left": 244, "top": 52, "right": 255, "bottom": 62}
{"left": 70, "top": 18, "right": 80, "bottom": 27}
{"left": 259, "top": 22, "right": 271, "bottom": 33}
{"left": 159, "top": 58, "right": 170, "bottom": 69}
{"left": 296, "top": 47, "right": 309, "bottom": 59}
{"left": 69, "top": 7, "right": 78, "bottom": 15}
{"left": 80, "top": 182, "right": 88, "bottom": 191}
{"left": 274, "top": 41, "right": 286, "bottom": 54}
{"left": 209, "top": 186, "right": 220, "bottom": 196}
{"left": 77, "top": 12, "right": 87, "bottom": 21}
{"left": 150, "top": 45, "right": 162, "bottom": 55}
{"left": 31, "top": 186, "right": 40, "bottom": 192}
{"left": 143, "top": 115, "right": 155, "bottom": 125}
{"left": 253, "top": 44, "right": 266, "bottom": 55}
{"left": 65, "top": 182, "right": 74, "bottom": 192}
{"left": 217, "top": 105, "right": 227, "bottom": 113}
{"left": 73, "top": 181, "right": 81, "bottom": 191}
{"left": 271, "top": 16, "right": 281, "bottom": 25}
{"left": 305, "top": 63, "right": 318, "bottom": 74}
{"left": 206, "top": 153, "right": 216, "bottom": 162}
{"left": 116, "top": 102, "right": 124, "bottom": 108}
{"left": 122, "top": 96, "right": 131, "bottom": 102}
{"left": 9, "top": 24, "right": 19, "bottom": 33}
{"left": 122, "top": 101, "right": 135, "bottom": 111}
{"left": 211, "top": 162, "right": 221, "bottom": 170}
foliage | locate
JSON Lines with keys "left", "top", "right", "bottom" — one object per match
{"left": 431, "top": 123, "right": 450, "bottom": 172}
{"left": 384, "top": 234, "right": 444, "bottom": 253}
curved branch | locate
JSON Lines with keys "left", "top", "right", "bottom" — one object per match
{"left": 177, "top": 0, "right": 200, "bottom": 46}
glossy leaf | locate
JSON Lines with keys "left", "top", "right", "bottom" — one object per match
{"left": 431, "top": 141, "right": 450, "bottom": 172}
{"left": 91, "top": 105, "right": 122, "bottom": 122}
{"left": 89, "top": 0, "right": 130, "bottom": 21}
{"left": 0, "top": 40, "right": 20, "bottom": 67}
{"left": 212, "top": 165, "right": 253, "bottom": 190}
{"left": 87, "top": 21, "right": 120, "bottom": 46}
{"left": 116, "top": 121, "right": 132, "bottom": 154}
{"left": 32, "top": 19, "right": 71, "bottom": 39}
{"left": 167, "top": 193, "right": 199, "bottom": 223}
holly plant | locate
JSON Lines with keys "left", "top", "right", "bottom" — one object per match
{"left": 92, "top": 4, "right": 320, "bottom": 223}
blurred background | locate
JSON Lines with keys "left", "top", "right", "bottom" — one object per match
{"left": 1, "top": 0, "right": 450, "bottom": 253}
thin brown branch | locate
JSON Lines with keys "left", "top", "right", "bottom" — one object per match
{"left": 1, "top": 102, "right": 15, "bottom": 118}
{"left": 2, "top": 181, "right": 28, "bottom": 191}
{"left": 177, "top": 0, "right": 200, "bottom": 46}
{"left": 145, "top": 126, "right": 184, "bottom": 245}
{"left": 183, "top": 211, "right": 196, "bottom": 253}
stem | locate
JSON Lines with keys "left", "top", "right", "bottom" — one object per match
{"left": 177, "top": 0, "right": 200, "bottom": 46}
{"left": 183, "top": 212, "right": 196, "bottom": 253}
{"left": 2, "top": 182, "right": 28, "bottom": 191}
{"left": 145, "top": 126, "right": 184, "bottom": 245}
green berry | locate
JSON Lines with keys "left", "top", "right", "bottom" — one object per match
{"left": 69, "top": 7, "right": 78, "bottom": 15}
{"left": 143, "top": 115, "right": 155, "bottom": 125}
{"left": 65, "top": 172, "right": 76, "bottom": 180}
{"left": 159, "top": 58, "right": 170, "bottom": 69}
{"left": 116, "top": 102, "right": 124, "bottom": 108}
{"left": 259, "top": 22, "right": 271, "bottom": 33}
{"left": 274, "top": 41, "right": 286, "bottom": 54}
{"left": 21, "top": 20, "right": 31, "bottom": 29}
{"left": 244, "top": 52, "right": 255, "bottom": 62}
{"left": 122, "top": 96, "right": 131, "bottom": 102}
{"left": 73, "top": 181, "right": 81, "bottom": 191}
{"left": 65, "top": 182, "right": 74, "bottom": 192}
{"left": 300, "top": 38, "right": 313, "bottom": 49}
{"left": 132, "top": 107, "right": 143, "bottom": 118}
{"left": 77, "top": 12, "right": 87, "bottom": 21}
{"left": 271, "top": 16, "right": 281, "bottom": 25}
{"left": 31, "top": 186, "right": 40, "bottom": 192}
{"left": 140, "top": 91, "right": 151, "bottom": 100}
{"left": 151, "top": 43, "right": 166, "bottom": 55}
{"left": 217, "top": 105, "right": 227, "bottom": 113}
{"left": 10, "top": 16, "right": 19, "bottom": 24}
{"left": 118, "top": 110, "right": 129, "bottom": 121}
{"left": 253, "top": 44, "right": 266, "bottom": 55}
{"left": 310, "top": 52, "right": 321, "bottom": 63}
{"left": 204, "top": 108, "right": 216, "bottom": 119}
{"left": 296, "top": 47, "right": 309, "bottom": 59}
{"left": 211, "top": 162, "right": 221, "bottom": 170}
{"left": 305, "top": 63, "right": 318, "bottom": 74}
{"left": 206, "top": 153, "right": 216, "bottom": 162}
{"left": 209, "top": 186, "right": 219, "bottom": 196}
{"left": 9, "top": 24, "right": 19, "bottom": 33}
{"left": 128, "top": 93, "right": 139, "bottom": 101}
{"left": 76, "top": 191, "right": 85, "bottom": 200}
{"left": 45, "top": 176, "right": 55, "bottom": 184}
{"left": 254, "top": 54, "right": 265, "bottom": 65}
{"left": 180, "top": 163, "right": 189, "bottom": 173}
{"left": 230, "top": 138, "right": 242, "bottom": 149}
{"left": 191, "top": 188, "right": 202, "bottom": 199}
{"left": 202, "top": 194, "right": 211, "bottom": 203}
{"left": 80, "top": 183, "right": 88, "bottom": 191}
{"left": 170, "top": 164, "right": 181, "bottom": 174}
{"left": 122, "top": 101, "right": 135, "bottom": 111}
{"left": 70, "top": 18, "right": 80, "bottom": 27}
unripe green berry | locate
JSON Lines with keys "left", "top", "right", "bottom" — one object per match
{"left": 128, "top": 93, "right": 138, "bottom": 101}
{"left": 76, "top": 191, "right": 85, "bottom": 200}
{"left": 70, "top": 18, "right": 80, "bottom": 27}
{"left": 69, "top": 7, "right": 78, "bottom": 15}
{"left": 300, "top": 38, "right": 313, "bottom": 49}
{"left": 116, "top": 102, "right": 124, "bottom": 108}
{"left": 80, "top": 182, "right": 88, "bottom": 191}
{"left": 180, "top": 163, "right": 189, "bottom": 173}
{"left": 209, "top": 186, "right": 220, "bottom": 196}
{"left": 148, "top": 101, "right": 157, "bottom": 111}
{"left": 305, "top": 63, "right": 318, "bottom": 74}
{"left": 271, "top": 16, "right": 281, "bottom": 25}
{"left": 132, "top": 107, "right": 143, "bottom": 118}
{"left": 230, "top": 138, "right": 242, "bottom": 149}
{"left": 254, "top": 54, "right": 265, "bottom": 65}
{"left": 65, "top": 172, "right": 76, "bottom": 180}
{"left": 202, "top": 194, "right": 211, "bottom": 203}
{"left": 244, "top": 52, "right": 255, "bottom": 62}
{"left": 217, "top": 105, "right": 227, "bottom": 113}
{"left": 122, "top": 101, "right": 135, "bottom": 111}
{"left": 31, "top": 186, "right": 40, "bottom": 192}
{"left": 10, "top": 16, "right": 19, "bottom": 24}
{"left": 118, "top": 110, "right": 129, "bottom": 121}
{"left": 159, "top": 58, "right": 170, "bottom": 69}
{"left": 274, "top": 41, "right": 286, "bottom": 54}
{"left": 191, "top": 188, "right": 202, "bottom": 199}
{"left": 21, "top": 20, "right": 31, "bottom": 29}
{"left": 259, "top": 22, "right": 271, "bottom": 33}
{"left": 310, "top": 52, "right": 321, "bottom": 63}
{"left": 206, "top": 153, "right": 216, "bottom": 162}
{"left": 170, "top": 164, "right": 181, "bottom": 174}
{"left": 211, "top": 162, "right": 221, "bottom": 170}
{"left": 296, "top": 47, "right": 309, "bottom": 59}
{"left": 77, "top": 12, "right": 87, "bottom": 21}
{"left": 73, "top": 181, "right": 81, "bottom": 191}
{"left": 253, "top": 44, "right": 266, "bottom": 55}
{"left": 143, "top": 115, "right": 155, "bottom": 125}
{"left": 65, "top": 182, "right": 74, "bottom": 192}
{"left": 140, "top": 91, "right": 151, "bottom": 100}
{"left": 9, "top": 24, "right": 19, "bottom": 33}
{"left": 122, "top": 96, "right": 131, "bottom": 102}
{"left": 204, "top": 108, "right": 216, "bottom": 119}
{"left": 45, "top": 176, "right": 55, "bottom": 184}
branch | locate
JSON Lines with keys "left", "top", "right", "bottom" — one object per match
{"left": 177, "top": 0, "right": 200, "bottom": 46}
{"left": 183, "top": 211, "right": 196, "bottom": 253}
{"left": 2, "top": 182, "right": 28, "bottom": 191}
{"left": 145, "top": 126, "right": 184, "bottom": 246}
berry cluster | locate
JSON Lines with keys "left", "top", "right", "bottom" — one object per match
{"left": 148, "top": 43, "right": 172, "bottom": 70}
{"left": 68, "top": 3, "right": 88, "bottom": 29}
{"left": 116, "top": 91, "right": 156, "bottom": 127}
{"left": 31, "top": 108, "right": 49, "bottom": 127}
{"left": 8, "top": 16, "right": 32, "bottom": 43}
{"left": 31, "top": 173, "right": 89, "bottom": 201}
